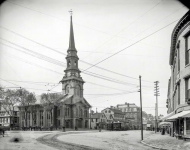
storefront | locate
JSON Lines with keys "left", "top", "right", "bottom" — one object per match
{"left": 167, "top": 110, "right": 190, "bottom": 137}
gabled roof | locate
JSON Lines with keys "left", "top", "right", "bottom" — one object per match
{"left": 58, "top": 94, "right": 91, "bottom": 108}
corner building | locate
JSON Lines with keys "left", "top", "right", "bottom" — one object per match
{"left": 166, "top": 10, "right": 190, "bottom": 137}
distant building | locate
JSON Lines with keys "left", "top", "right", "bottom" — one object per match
{"left": 166, "top": 10, "right": 190, "bottom": 137}
{"left": 0, "top": 100, "right": 19, "bottom": 128}
{"left": 89, "top": 112, "right": 102, "bottom": 129}
{"left": 117, "top": 102, "right": 141, "bottom": 129}
{"left": 101, "top": 107, "right": 125, "bottom": 124}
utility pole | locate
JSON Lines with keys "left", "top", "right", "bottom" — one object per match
{"left": 155, "top": 103, "right": 156, "bottom": 133}
{"left": 139, "top": 76, "right": 143, "bottom": 140}
{"left": 90, "top": 108, "right": 92, "bottom": 129}
{"left": 154, "top": 81, "right": 160, "bottom": 132}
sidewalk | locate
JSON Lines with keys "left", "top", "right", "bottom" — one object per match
{"left": 142, "top": 132, "right": 190, "bottom": 150}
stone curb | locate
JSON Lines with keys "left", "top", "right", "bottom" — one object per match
{"left": 140, "top": 133, "right": 169, "bottom": 150}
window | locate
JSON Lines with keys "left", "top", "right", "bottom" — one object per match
{"left": 65, "top": 85, "right": 69, "bottom": 94}
{"left": 185, "top": 36, "right": 190, "bottom": 65}
{"left": 76, "top": 108, "right": 78, "bottom": 116}
{"left": 57, "top": 109, "right": 60, "bottom": 117}
{"left": 68, "top": 60, "right": 71, "bottom": 67}
{"left": 178, "top": 83, "right": 180, "bottom": 105}
{"left": 74, "top": 61, "right": 77, "bottom": 66}
{"left": 75, "top": 85, "right": 81, "bottom": 97}
{"left": 105, "top": 110, "right": 107, "bottom": 113}
{"left": 177, "top": 41, "right": 180, "bottom": 72}
{"left": 185, "top": 78, "right": 190, "bottom": 101}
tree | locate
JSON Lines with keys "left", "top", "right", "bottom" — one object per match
{"left": 40, "top": 93, "right": 62, "bottom": 126}
{"left": 16, "top": 88, "right": 36, "bottom": 127}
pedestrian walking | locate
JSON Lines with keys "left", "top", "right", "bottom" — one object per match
{"left": 75, "top": 126, "right": 78, "bottom": 131}
{"left": 62, "top": 126, "right": 65, "bottom": 132}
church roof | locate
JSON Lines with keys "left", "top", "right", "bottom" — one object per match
{"left": 58, "top": 94, "right": 91, "bottom": 108}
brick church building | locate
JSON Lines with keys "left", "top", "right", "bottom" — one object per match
{"left": 18, "top": 13, "right": 91, "bottom": 129}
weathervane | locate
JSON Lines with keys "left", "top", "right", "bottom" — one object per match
{"left": 69, "top": 9, "right": 73, "bottom": 16}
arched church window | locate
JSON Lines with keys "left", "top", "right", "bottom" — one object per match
{"left": 75, "top": 85, "right": 81, "bottom": 97}
{"left": 65, "top": 85, "right": 69, "bottom": 94}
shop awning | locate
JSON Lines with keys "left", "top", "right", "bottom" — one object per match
{"left": 167, "top": 110, "right": 190, "bottom": 121}
{"left": 159, "top": 122, "right": 171, "bottom": 126}
{"left": 161, "top": 112, "right": 175, "bottom": 121}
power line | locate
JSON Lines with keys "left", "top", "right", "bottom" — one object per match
{"left": 0, "top": 78, "right": 21, "bottom": 87}
{"left": 81, "top": 0, "right": 163, "bottom": 60}
{"left": 82, "top": 18, "right": 179, "bottom": 72}
{"left": 0, "top": 26, "right": 153, "bottom": 83}
{"left": 130, "top": 5, "right": 185, "bottom": 40}
{"left": 2, "top": 52, "right": 137, "bottom": 94}
{"left": 0, "top": 40, "right": 141, "bottom": 87}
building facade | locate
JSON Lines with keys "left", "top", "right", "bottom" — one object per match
{"left": 19, "top": 14, "right": 91, "bottom": 129}
{"left": 117, "top": 102, "right": 141, "bottom": 129}
{"left": 89, "top": 112, "right": 102, "bottom": 129}
{"left": 101, "top": 107, "right": 125, "bottom": 123}
{"left": 166, "top": 10, "right": 190, "bottom": 137}
{"left": 0, "top": 101, "right": 19, "bottom": 128}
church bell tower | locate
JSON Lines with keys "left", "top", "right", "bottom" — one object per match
{"left": 60, "top": 11, "right": 84, "bottom": 98}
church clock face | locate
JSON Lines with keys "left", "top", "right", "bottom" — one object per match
{"left": 67, "top": 72, "right": 71, "bottom": 77}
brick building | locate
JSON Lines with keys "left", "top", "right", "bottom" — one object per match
{"left": 117, "top": 102, "right": 141, "bottom": 129}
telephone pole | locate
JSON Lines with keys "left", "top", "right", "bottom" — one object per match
{"left": 139, "top": 76, "right": 143, "bottom": 140}
{"left": 154, "top": 81, "right": 160, "bottom": 132}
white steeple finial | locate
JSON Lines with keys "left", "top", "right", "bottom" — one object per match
{"left": 69, "top": 9, "right": 73, "bottom": 16}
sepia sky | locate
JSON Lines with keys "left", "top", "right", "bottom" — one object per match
{"left": 0, "top": 0, "right": 189, "bottom": 116}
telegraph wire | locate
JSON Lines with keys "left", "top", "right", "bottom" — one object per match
{"left": 82, "top": 0, "right": 163, "bottom": 60}
{"left": 82, "top": 18, "right": 180, "bottom": 72}
{"left": 0, "top": 40, "right": 141, "bottom": 87}
{"left": 0, "top": 26, "right": 150, "bottom": 82}
{"left": 1, "top": 15, "right": 177, "bottom": 89}
{"left": 0, "top": 78, "right": 21, "bottom": 87}
{"left": 130, "top": 5, "right": 185, "bottom": 40}
{"left": 2, "top": 52, "right": 138, "bottom": 94}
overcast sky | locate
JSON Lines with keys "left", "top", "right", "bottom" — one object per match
{"left": 0, "top": 0, "right": 188, "bottom": 116}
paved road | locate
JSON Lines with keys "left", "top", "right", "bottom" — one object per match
{"left": 0, "top": 131, "right": 58, "bottom": 150}
{"left": 0, "top": 130, "right": 155, "bottom": 150}
{"left": 56, "top": 130, "right": 155, "bottom": 150}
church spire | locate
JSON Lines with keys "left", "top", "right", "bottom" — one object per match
{"left": 68, "top": 10, "right": 76, "bottom": 51}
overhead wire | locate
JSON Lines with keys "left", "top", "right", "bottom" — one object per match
{"left": 0, "top": 40, "right": 142, "bottom": 87}
{"left": 82, "top": 18, "right": 180, "bottom": 72}
{"left": 81, "top": 0, "right": 163, "bottom": 60}
{"left": 0, "top": 26, "right": 151, "bottom": 82}
{"left": 2, "top": 53, "right": 138, "bottom": 94}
